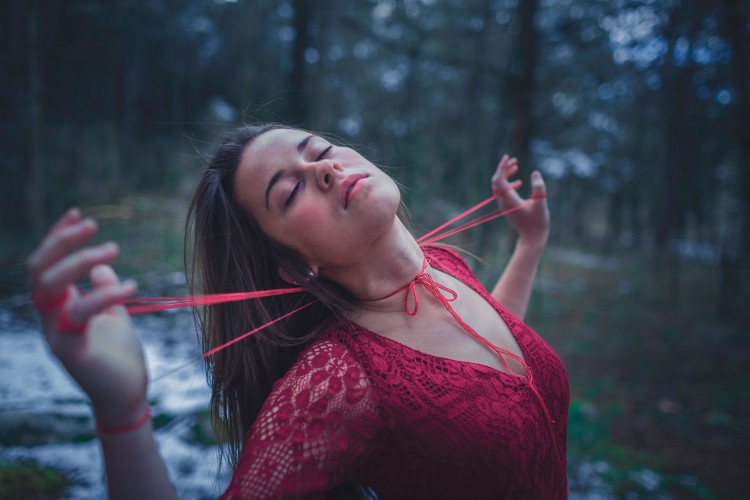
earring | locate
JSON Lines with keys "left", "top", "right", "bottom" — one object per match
{"left": 306, "top": 270, "right": 317, "bottom": 281}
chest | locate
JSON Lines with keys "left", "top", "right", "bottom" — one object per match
{"left": 353, "top": 338, "right": 564, "bottom": 499}
{"left": 357, "top": 272, "right": 528, "bottom": 376}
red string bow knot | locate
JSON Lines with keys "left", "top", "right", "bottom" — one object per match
{"left": 400, "top": 261, "right": 458, "bottom": 316}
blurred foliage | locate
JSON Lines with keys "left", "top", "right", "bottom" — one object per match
{"left": 0, "top": 461, "right": 71, "bottom": 500}
{"left": 2, "top": 0, "right": 748, "bottom": 276}
{"left": 518, "top": 247, "right": 748, "bottom": 498}
{"left": 1, "top": 0, "right": 749, "bottom": 496}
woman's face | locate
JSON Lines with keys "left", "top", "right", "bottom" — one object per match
{"left": 234, "top": 128, "right": 402, "bottom": 272}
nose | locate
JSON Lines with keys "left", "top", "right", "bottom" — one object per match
{"left": 313, "top": 160, "right": 342, "bottom": 191}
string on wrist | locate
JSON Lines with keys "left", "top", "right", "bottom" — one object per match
{"left": 96, "top": 406, "right": 152, "bottom": 436}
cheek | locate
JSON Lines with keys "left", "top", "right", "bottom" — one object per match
{"left": 278, "top": 201, "right": 336, "bottom": 247}
{"left": 339, "top": 148, "right": 374, "bottom": 167}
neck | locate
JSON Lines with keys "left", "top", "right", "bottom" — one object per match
{"left": 320, "top": 219, "right": 424, "bottom": 312}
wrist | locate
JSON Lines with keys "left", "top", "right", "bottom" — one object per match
{"left": 96, "top": 406, "right": 151, "bottom": 437}
{"left": 516, "top": 236, "right": 548, "bottom": 253}
{"left": 94, "top": 399, "right": 151, "bottom": 436}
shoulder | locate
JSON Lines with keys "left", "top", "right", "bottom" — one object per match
{"left": 292, "top": 325, "right": 367, "bottom": 378}
{"left": 263, "top": 329, "right": 375, "bottom": 417}
{"left": 225, "top": 330, "right": 383, "bottom": 498}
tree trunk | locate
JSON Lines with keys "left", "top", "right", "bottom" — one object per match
{"left": 718, "top": 0, "right": 750, "bottom": 316}
{"left": 503, "top": 0, "right": 538, "bottom": 255}
{"left": 508, "top": 0, "right": 538, "bottom": 176}
{"left": 27, "top": 0, "right": 44, "bottom": 233}
{"left": 288, "top": 0, "right": 313, "bottom": 125}
{"left": 461, "top": 0, "right": 493, "bottom": 204}
{"left": 655, "top": 51, "right": 693, "bottom": 253}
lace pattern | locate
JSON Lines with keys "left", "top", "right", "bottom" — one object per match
{"left": 222, "top": 246, "right": 569, "bottom": 499}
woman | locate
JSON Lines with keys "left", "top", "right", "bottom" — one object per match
{"left": 26, "top": 124, "right": 568, "bottom": 499}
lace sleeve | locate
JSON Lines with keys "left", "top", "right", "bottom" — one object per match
{"left": 221, "top": 337, "right": 384, "bottom": 499}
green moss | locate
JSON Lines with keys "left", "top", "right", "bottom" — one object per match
{"left": 0, "top": 461, "right": 72, "bottom": 500}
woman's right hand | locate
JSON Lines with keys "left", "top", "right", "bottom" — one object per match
{"left": 26, "top": 208, "right": 148, "bottom": 428}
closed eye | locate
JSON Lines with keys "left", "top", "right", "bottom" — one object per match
{"left": 285, "top": 181, "right": 302, "bottom": 207}
{"left": 316, "top": 145, "right": 332, "bottom": 161}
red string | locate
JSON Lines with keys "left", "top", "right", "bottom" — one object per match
{"left": 417, "top": 195, "right": 498, "bottom": 245}
{"left": 96, "top": 407, "right": 152, "bottom": 436}
{"left": 32, "top": 193, "right": 546, "bottom": 379}
{"left": 418, "top": 194, "right": 545, "bottom": 246}
{"left": 124, "top": 288, "right": 304, "bottom": 315}
{"left": 151, "top": 300, "right": 317, "bottom": 382}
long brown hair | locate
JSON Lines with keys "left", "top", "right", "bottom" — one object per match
{"left": 185, "top": 124, "right": 366, "bottom": 468}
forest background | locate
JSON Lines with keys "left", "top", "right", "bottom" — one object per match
{"left": 0, "top": 0, "right": 748, "bottom": 498}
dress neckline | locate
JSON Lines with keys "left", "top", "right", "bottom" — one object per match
{"left": 346, "top": 246, "right": 535, "bottom": 380}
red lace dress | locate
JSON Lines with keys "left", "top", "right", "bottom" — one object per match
{"left": 222, "top": 246, "right": 569, "bottom": 499}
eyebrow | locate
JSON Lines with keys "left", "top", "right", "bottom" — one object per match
{"left": 264, "top": 134, "right": 314, "bottom": 210}
{"left": 297, "top": 134, "right": 313, "bottom": 153}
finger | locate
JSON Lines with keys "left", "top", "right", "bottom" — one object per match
{"left": 494, "top": 154, "right": 509, "bottom": 175}
{"left": 90, "top": 264, "right": 137, "bottom": 310}
{"left": 27, "top": 218, "right": 98, "bottom": 280}
{"left": 37, "top": 242, "right": 119, "bottom": 294}
{"left": 90, "top": 264, "right": 120, "bottom": 288}
{"left": 50, "top": 208, "right": 82, "bottom": 235}
{"left": 530, "top": 170, "right": 547, "bottom": 200}
{"left": 494, "top": 179, "right": 523, "bottom": 200}
{"left": 507, "top": 163, "right": 519, "bottom": 179}
{"left": 67, "top": 280, "right": 137, "bottom": 326}
{"left": 89, "top": 265, "right": 136, "bottom": 315}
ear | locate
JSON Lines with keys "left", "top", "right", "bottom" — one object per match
{"left": 278, "top": 266, "right": 319, "bottom": 285}
{"left": 278, "top": 267, "right": 298, "bottom": 285}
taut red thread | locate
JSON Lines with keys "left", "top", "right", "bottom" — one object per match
{"left": 151, "top": 300, "right": 317, "bottom": 382}
{"left": 124, "top": 288, "right": 305, "bottom": 315}
{"left": 418, "top": 194, "right": 544, "bottom": 246}
{"left": 30, "top": 193, "right": 545, "bottom": 377}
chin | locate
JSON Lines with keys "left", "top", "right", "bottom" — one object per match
{"left": 366, "top": 189, "right": 401, "bottom": 220}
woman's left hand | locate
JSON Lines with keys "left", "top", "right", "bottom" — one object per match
{"left": 491, "top": 154, "right": 550, "bottom": 248}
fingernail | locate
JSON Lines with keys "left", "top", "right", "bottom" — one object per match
{"left": 103, "top": 241, "right": 119, "bottom": 252}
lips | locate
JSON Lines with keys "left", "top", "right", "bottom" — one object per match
{"left": 340, "top": 174, "right": 368, "bottom": 208}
